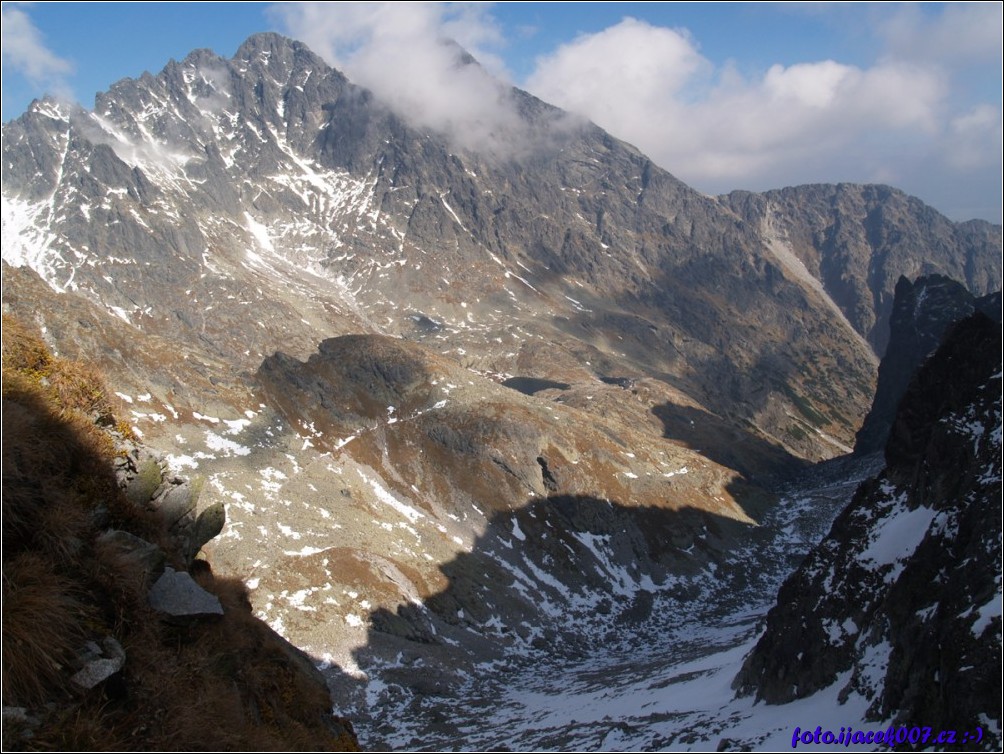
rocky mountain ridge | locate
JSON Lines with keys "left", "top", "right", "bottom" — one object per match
{"left": 722, "top": 184, "right": 1002, "bottom": 355}
{"left": 2, "top": 31, "right": 1001, "bottom": 750}
{"left": 5, "top": 32, "right": 997, "bottom": 468}
{"left": 735, "top": 309, "right": 1002, "bottom": 746}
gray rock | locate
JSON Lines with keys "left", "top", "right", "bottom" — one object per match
{"left": 188, "top": 501, "right": 226, "bottom": 560}
{"left": 125, "top": 457, "right": 162, "bottom": 506}
{"left": 3, "top": 706, "right": 41, "bottom": 742}
{"left": 722, "top": 184, "right": 1001, "bottom": 356}
{"left": 71, "top": 637, "right": 126, "bottom": 689}
{"left": 155, "top": 484, "right": 196, "bottom": 528}
{"left": 148, "top": 567, "right": 223, "bottom": 616}
{"left": 3, "top": 706, "right": 38, "bottom": 726}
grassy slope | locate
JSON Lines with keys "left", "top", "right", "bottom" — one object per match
{"left": 2, "top": 315, "right": 359, "bottom": 750}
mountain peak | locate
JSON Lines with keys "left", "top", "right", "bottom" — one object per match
{"left": 232, "top": 31, "right": 325, "bottom": 69}
{"left": 2, "top": 28, "right": 1002, "bottom": 751}
{"left": 180, "top": 46, "right": 227, "bottom": 69}
{"left": 235, "top": 30, "right": 301, "bottom": 55}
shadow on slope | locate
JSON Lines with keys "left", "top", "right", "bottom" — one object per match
{"left": 734, "top": 311, "right": 1002, "bottom": 744}
{"left": 327, "top": 489, "right": 777, "bottom": 748}
{"left": 2, "top": 316, "right": 359, "bottom": 750}
{"left": 652, "top": 402, "right": 806, "bottom": 481}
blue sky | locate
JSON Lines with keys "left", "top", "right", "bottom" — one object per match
{"left": 2, "top": 2, "right": 1001, "bottom": 222}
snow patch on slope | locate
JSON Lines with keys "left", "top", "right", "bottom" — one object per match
{"left": 1, "top": 196, "right": 63, "bottom": 290}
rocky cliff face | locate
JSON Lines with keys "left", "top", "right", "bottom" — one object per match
{"left": 854, "top": 274, "right": 986, "bottom": 455}
{"left": 722, "top": 184, "right": 1002, "bottom": 355}
{"left": 734, "top": 311, "right": 1002, "bottom": 746}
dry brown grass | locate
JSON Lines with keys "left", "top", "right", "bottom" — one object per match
{"left": 2, "top": 319, "right": 144, "bottom": 716}
{"left": 2, "top": 316, "right": 360, "bottom": 750}
{"left": 2, "top": 379, "right": 160, "bottom": 573}
{"left": 1, "top": 314, "right": 52, "bottom": 374}
{"left": 1, "top": 553, "right": 94, "bottom": 707}
{"left": 1, "top": 316, "right": 113, "bottom": 445}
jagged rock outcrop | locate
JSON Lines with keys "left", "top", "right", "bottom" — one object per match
{"left": 113, "top": 437, "right": 222, "bottom": 568}
{"left": 734, "top": 311, "right": 1002, "bottom": 746}
{"left": 854, "top": 274, "right": 987, "bottom": 455}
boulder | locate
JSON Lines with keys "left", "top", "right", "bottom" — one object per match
{"left": 148, "top": 567, "right": 223, "bottom": 617}
{"left": 70, "top": 637, "right": 126, "bottom": 689}
{"left": 154, "top": 484, "right": 196, "bottom": 528}
{"left": 188, "top": 501, "right": 226, "bottom": 560}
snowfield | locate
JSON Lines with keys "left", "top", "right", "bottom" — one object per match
{"left": 331, "top": 456, "right": 894, "bottom": 751}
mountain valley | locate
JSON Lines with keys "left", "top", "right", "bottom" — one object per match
{"left": 2, "top": 31, "right": 1001, "bottom": 751}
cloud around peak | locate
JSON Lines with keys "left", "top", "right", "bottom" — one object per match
{"left": 522, "top": 7, "right": 1000, "bottom": 222}
{"left": 270, "top": 2, "right": 538, "bottom": 158}
{"left": 272, "top": 3, "right": 1000, "bottom": 221}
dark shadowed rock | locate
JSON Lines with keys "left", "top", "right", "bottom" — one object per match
{"left": 734, "top": 312, "right": 1002, "bottom": 746}
{"left": 148, "top": 567, "right": 224, "bottom": 617}
{"left": 854, "top": 274, "right": 981, "bottom": 455}
{"left": 95, "top": 529, "right": 166, "bottom": 578}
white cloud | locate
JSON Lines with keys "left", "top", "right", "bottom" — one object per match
{"left": 524, "top": 14, "right": 1000, "bottom": 222}
{"left": 527, "top": 18, "right": 947, "bottom": 179}
{"left": 526, "top": 18, "right": 710, "bottom": 115}
{"left": 270, "top": 1, "right": 534, "bottom": 158}
{"left": 0, "top": 3, "right": 75, "bottom": 101}
{"left": 880, "top": 3, "right": 1003, "bottom": 66}
{"left": 270, "top": 3, "right": 1000, "bottom": 221}
{"left": 945, "top": 104, "right": 1003, "bottom": 171}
